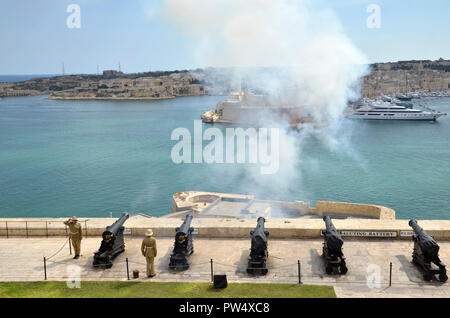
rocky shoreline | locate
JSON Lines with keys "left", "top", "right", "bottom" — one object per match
{"left": 0, "top": 70, "right": 211, "bottom": 100}
{"left": 1, "top": 59, "right": 449, "bottom": 101}
{"left": 47, "top": 95, "right": 178, "bottom": 101}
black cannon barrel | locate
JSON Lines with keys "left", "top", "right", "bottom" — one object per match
{"left": 257, "top": 217, "right": 265, "bottom": 229}
{"left": 323, "top": 216, "right": 338, "bottom": 232}
{"left": 252, "top": 217, "right": 267, "bottom": 239}
{"left": 409, "top": 219, "right": 435, "bottom": 242}
{"left": 170, "top": 214, "right": 194, "bottom": 270}
{"left": 250, "top": 217, "right": 268, "bottom": 257}
{"left": 177, "top": 214, "right": 193, "bottom": 235}
{"left": 409, "top": 219, "right": 440, "bottom": 258}
{"left": 105, "top": 213, "right": 129, "bottom": 236}
{"left": 409, "top": 219, "right": 424, "bottom": 235}
{"left": 322, "top": 216, "right": 344, "bottom": 252}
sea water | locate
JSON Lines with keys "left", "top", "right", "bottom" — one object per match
{"left": 0, "top": 94, "right": 449, "bottom": 219}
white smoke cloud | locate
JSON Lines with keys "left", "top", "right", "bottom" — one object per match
{"left": 152, "top": 0, "right": 370, "bottom": 205}
{"left": 160, "top": 0, "right": 368, "bottom": 117}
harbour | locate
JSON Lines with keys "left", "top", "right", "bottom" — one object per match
{"left": 1, "top": 95, "right": 449, "bottom": 220}
{"left": 1, "top": 0, "right": 450, "bottom": 302}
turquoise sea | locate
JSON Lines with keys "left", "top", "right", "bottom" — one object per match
{"left": 0, "top": 94, "right": 449, "bottom": 219}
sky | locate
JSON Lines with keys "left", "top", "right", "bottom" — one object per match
{"left": 0, "top": 0, "right": 449, "bottom": 75}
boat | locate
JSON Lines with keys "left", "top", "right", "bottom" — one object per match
{"left": 348, "top": 102, "right": 446, "bottom": 121}
{"left": 395, "top": 93, "right": 413, "bottom": 101}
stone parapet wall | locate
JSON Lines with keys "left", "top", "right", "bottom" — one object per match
{"left": 1, "top": 216, "right": 449, "bottom": 240}
{"left": 313, "top": 201, "right": 396, "bottom": 220}
{"left": 170, "top": 191, "right": 396, "bottom": 220}
{"left": 362, "top": 60, "right": 450, "bottom": 98}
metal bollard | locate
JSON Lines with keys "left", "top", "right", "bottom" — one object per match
{"left": 210, "top": 259, "right": 214, "bottom": 282}
{"left": 44, "top": 257, "right": 47, "bottom": 281}
{"left": 298, "top": 260, "right": 302, "bottom": 285}
{"left": 69, "top": 236, "right": 72, "bottom": 255}
{"left": 126, "top": 258, "right": 130, "bottom": 280}
{"left": 389, "top": 262, "right": 392, "bottom": 287}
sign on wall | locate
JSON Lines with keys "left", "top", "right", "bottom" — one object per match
{"left": 340, "top": 230, "right": 397, "bottom": 238}
{"left": 321, "top": 230, "right": 398, "bottom": 238}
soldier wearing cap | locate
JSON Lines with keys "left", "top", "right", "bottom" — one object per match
{"left": 141, "top": 229, "right": 157, "bottom": 277}
{"left": 64, "top": 216, "right": 83, "bottom": 259}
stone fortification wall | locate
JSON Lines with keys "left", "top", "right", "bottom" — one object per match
{"left": 170, "top": 192, "right": 396, "bottom": 220}
{"left": 362, "top": 59, "right": 450, "bottom": 98}
{"left": 312, "top": 201, "right": 396, "bottom": 220}
{"left": 0, "top": 216, "right": 449, "bottom": 240}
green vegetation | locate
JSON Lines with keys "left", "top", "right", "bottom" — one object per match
{"left": 0, "top": 282, "right": 336, "bottom": 298}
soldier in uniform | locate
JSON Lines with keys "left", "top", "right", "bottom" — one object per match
{"left": 141, "top": 229, "right": 157, "bottom": 277}
{"left": 64, "top": 216, "right": 83, "bottom": 259}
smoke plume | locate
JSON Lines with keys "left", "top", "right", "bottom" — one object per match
{"left": 152, "top": 0, "right": 370, "bottom": 204}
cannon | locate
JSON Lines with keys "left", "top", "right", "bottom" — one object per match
{"left": 409, "top": 220, "right": 447, "bottom": 282}
{"left": 93, "top": 213, "right": 129, "bottom": 268}
{"left": 247, "top": 217, "right": 269, "bottom": 275}
{"left": 169, "top": 214, "right": 194, "bottom": 271}
{"left": 322, "top": 216, "right": 347, "bottom": 275}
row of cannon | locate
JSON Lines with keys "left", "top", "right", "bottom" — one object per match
{"left": 91, "top": 213, "right": 447, "bottom": 283}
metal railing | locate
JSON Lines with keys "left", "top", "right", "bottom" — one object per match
{"left": 39, "top": 251, "right": 407, "bottom": 289}
{"left": 0, "top": 220, "right": 89, "bottom": 238}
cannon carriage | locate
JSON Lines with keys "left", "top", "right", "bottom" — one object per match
{"left": 247, "top": 217, "right": 269, "bottom": 275}
{"left": 169, "top": 214, "right": 195, "bottom": 271}
{"left": 322, "top": 216, "right": 347, "bottom": 275}
{"left": 409, "top": 220, "right": 447, "bottom": 282}
{"left": 93, "top": 213, "right": 129, "bottom": 268}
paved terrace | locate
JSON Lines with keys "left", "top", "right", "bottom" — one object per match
{"left": 0, "top": 237, "right": 448, "bottom": 298}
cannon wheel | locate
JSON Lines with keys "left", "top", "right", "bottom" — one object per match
{"left": 439, "top": 274, "right": 448, "bottom": 283}
{"left": 247, "top": 268, "right": 254, "bottom": 275}
{"left": 423, "top": 273, "right": 433, "bottom": 281}
{"left": 261, "top": 268, "right": 268, "bottom": 275}
{"left": 106, "top": 264, "right": 113, "bottom": 269}
{"left": 340, "top": 264, "right": 348, "bottom": 275}
{"left": 325, "top": 265, "right": 333, "bottom": 275}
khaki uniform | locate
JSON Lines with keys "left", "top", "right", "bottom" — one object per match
{"left": 141, "top": 236, "right": 157, "bottom": 276}
{"left": 64, "top": 220, "right": 83, "bottom": 256}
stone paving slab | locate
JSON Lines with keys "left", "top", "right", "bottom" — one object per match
{"left": 0, "top": 237, "right": 448, "bottom": 298}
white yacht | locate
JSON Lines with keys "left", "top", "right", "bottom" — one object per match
{"left": 348, "top": 102, "right": 446, "bottom": 121}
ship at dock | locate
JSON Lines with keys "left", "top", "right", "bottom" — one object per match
{"left": 201, "top": 89, "right": 316, "bottom": 126}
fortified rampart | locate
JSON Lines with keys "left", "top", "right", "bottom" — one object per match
{"left": 0, "top": 71, "right": 208, "bottom": 100}
{"left": 362, "top": 59, "right": 450, "bottom": 98}
{"left": 169, "top": 191, "right": 396, "bottom": 220}
{"left": 2, "top": 60, "right": 449, "bottom": 100}
{"left": 1, "top": 216, "right": 449, "bottom": 240}
{"left": 48, "top": 72, "right": 207, "bottom": 100}
{"left": 0, "top": 192, "right": 448, "bottom": 240}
